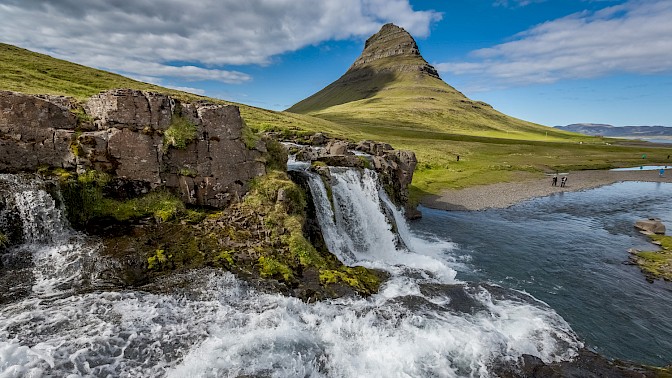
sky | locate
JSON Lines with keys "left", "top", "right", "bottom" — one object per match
{"left": 0, "top": 0, "right": 670, "bottom": 127}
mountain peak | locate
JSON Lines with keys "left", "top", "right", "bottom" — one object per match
{"left": 348, "top": 23, "right": 440, "bottom": 78}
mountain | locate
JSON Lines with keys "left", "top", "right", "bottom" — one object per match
{"left": 288, "top": 24, "right": 575, "bottom": 140}
{"left": 556, "top": 123, "right": 672, "bottom": 138}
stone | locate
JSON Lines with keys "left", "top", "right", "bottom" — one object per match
{"left": 85, "top": 89, "right": 175, "bottom": 131}
{"left": 108, "top": 128, "right": 162, "bottom": 183}
{"left": 0, "top": 91, "right": 78, "bottom": 134}
{"left": 316, "top": 155, "right": 365, "bottom": 168}
{"left": 324, "top": 140, "right": 352, "bottom": 156}
{"left": 309, "top": 132, "right": 327, "bottom": 145}
{"left": 635, "top": 218, "right": 666, "bottom": 234}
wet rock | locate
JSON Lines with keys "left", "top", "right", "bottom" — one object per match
{"left": 495, "top": 349, "right": 663, "bottom": 378}
{"left": 635, "top": 218, "right": 666, "bottom": 234}
{"left": 316, "top": 155, "right": 365, "bottom": 168}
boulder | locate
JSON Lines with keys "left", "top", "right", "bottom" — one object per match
{"left": 324, "top": 140, "right": 352, "bottom": 156}
{"left": 308, "top": 132, "right": 327, "bottom": 145}
{"left": 635, "top": 218, "right": 666, "bottom": 234}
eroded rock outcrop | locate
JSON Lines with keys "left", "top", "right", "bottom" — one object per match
{"left": 0, "top": 89, "right": 265, "bottom": 207}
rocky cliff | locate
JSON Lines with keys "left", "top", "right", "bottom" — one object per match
{"left": 349, "top": 23, "right": 440, "bottom": 78}
{"left": 0, "top": 89, "right": 265, "bottom": 207}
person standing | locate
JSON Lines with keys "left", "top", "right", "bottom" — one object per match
{"left": 561, "top": 176, "right": 567, "bottom": 187}
{"left": 552, "top": 176, "right": 558, "bottom": 186}
{"left": 660, "top": 168, "right": 665, "bottom": 177}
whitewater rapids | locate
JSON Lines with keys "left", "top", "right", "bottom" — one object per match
{"left": 0, "top": 171, "right": 581, "bottom": 377}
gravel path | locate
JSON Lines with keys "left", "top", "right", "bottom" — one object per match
{"left": 421, "top": 169, "right": 672, "bottom": 211}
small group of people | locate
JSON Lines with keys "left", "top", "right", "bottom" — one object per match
{"left": 551, "top": 175, "right": 567, "bottom": 187}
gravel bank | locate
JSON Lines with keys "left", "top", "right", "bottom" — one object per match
{"left": 421, "top": 169, "right": 672, "bottom": 211}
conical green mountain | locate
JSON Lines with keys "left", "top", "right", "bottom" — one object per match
{"left": 288, "top": 24, "right": 573, "bottom": 140}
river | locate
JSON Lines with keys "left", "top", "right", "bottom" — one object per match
{"left": 0, "top": 173, "right": 670, "bottom": 376}
{"left": 415, "top": 181, "right": 672, "bottom": 366}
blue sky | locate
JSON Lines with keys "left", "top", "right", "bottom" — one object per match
{"left": 1, "top": 0, "right": 670, "bottom": 126}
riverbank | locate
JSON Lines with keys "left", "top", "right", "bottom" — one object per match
{"left": 421, "top": 169, "right": 672, "bottom": 211}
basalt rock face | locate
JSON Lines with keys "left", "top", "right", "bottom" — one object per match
{"left": 0, "top": 89, "right": 265, "bottom": 208}
{"left": 349, "top": 23, "right": 440, "bottom": 79}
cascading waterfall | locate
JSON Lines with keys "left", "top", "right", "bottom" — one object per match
{"left": 0, "top": 170, "right": 582, "bottom": 377}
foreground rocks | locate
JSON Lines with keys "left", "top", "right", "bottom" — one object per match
{"left": 496, "top": 349, "right": 669, "bottom": 378}
{"left": 0, "top": 89, "right": 265, "bottom": 208}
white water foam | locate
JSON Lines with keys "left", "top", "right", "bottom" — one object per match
{"left": 0, "top": 172, "right": 582, "bottom": 377}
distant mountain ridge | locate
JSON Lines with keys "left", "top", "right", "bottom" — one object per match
{"left": 556, "top": 123, "right": 672, "bottom": 138}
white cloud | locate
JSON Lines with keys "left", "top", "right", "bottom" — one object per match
{"left": 0, "top": 0, "right": 441, "bottom": 85}
{"left": 493, "top": 0, "right": 546, "bottom": 8}
{"left": 437, "top": 0, "right": 672, "bottom": 90}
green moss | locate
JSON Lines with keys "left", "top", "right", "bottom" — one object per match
{"left": 214, "top": 251, "right": 235, "bottom": 268}
{"left": 634, "top": 235, "right": 672, "bottom": 281}
{"left": 0, "top": 232, "right": 8, "bottom": 248}
{"left": 258, "top": 256, "right": 294, "bottom": 282}
{"left": 311, "top": 160, "right": 327, "bottom": 168}
{"left": 179, "top": 167, "right": 198, "bottom": 177}
{"left": 242, "top": 120, "right": 259, "bottom": 149}
{"left": 98, "top": 190, "right": 185, "bottom": 222}
{"left": 147, "top": 249, "right": 168, "bottom": 270}
{"left": 319, "top": 266, "right": 381, "bottom": 295}
{"left": 163, "top": 115, "right": 197, "bottom": 150}
{"left": 71, "top": 106, "right": 92, "bottom": 125}
{"left": 357, "top": 155, "right": 372, "bottom": 169}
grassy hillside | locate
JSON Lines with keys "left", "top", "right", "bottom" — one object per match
{"left": 0, "top": 42, "right": 346, "bottom": 136}
{"left": 2, "top": 42, "right": 671, "bottom": 201}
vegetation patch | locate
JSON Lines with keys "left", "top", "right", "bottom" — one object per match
{"left": 633, "top": 235, "right": 672, "bottom": 282}
{"left": 163, "top": 115, "right": 197, "bottom": 150}
{"left": 0, "top": 232, "right": 8, "bottom": 248}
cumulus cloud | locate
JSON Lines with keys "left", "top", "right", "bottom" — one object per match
{"left": 437, "top": 0, "right": 672, "bottom": 89}
{"left": 0, "top": 0, "right": 441, "bottom": 86}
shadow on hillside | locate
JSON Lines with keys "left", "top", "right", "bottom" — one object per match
{"left": 286, "top": 67, "right": 395, "bottom": 113}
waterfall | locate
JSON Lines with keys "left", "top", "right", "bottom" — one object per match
{"left": 0, "top": 174, "right": 67, "bottom": 244}
{"left": 0, "top": 174, "right": 98, "bottom": 297}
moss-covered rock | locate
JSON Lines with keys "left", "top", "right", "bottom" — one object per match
{"left": 631, "top": 234, "right": 672, "bottom": 282}
{"left": 84, "top": 168, "right": 385, "bottom": 300}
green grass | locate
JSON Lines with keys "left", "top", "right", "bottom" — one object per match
{"left": 4, "top": 42, "right": 672, "bottom": 198}
{"left": 163, "top": 115, "right": 198, "bottom": 150}
{"left": 287, "top": 53, "right": 672, "bottom": 195}
{"left": 634, "top": 235, "right": 672, "bottom": 281}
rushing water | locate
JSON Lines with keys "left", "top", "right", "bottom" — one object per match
{"left": 414, "top": 181, "right": 672, "bottom": 366}
{"left": 0, "top": 171, "right": 583, "bottom": 377}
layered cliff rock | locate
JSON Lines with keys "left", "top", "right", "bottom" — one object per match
{"left": 0, "top": 89, "right": 265, "bottom": 207}
{"left": 349, "top": 23, "right": 440, "bottom": 78}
